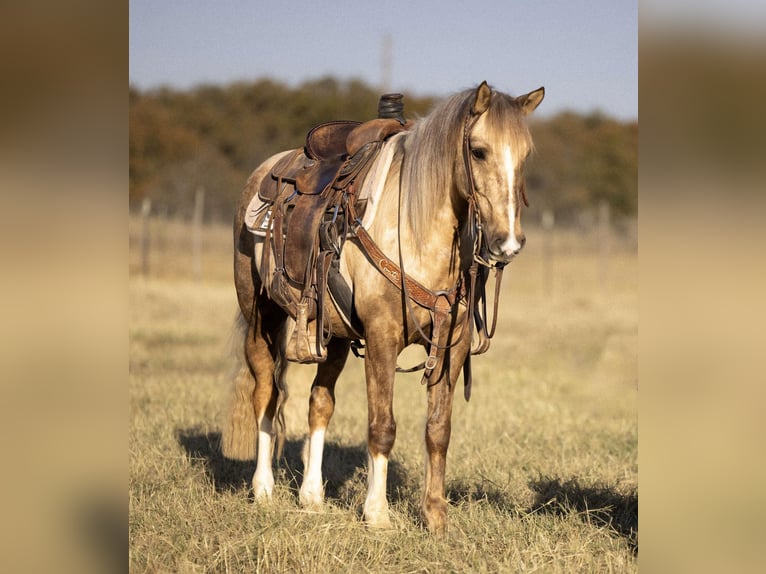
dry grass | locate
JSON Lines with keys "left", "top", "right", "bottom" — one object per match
{"left": 129, "top": 217, "right": 637, "bottom": 573}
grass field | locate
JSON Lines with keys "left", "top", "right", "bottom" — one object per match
{"left": 129, "top": 216, "right": 637, "bottom": 572}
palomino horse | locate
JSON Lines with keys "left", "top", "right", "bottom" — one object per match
{"left": 223, "top": 82, "right": 544, "bottom": 534}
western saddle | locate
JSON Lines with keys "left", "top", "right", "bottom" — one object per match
{"left": 247, "top": 101, "right": 409, "bottom": 363}
{"left": 246, "top": 93, "right": 506, "bottom": 401}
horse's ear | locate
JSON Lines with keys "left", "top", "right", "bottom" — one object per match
{"left": 517, "top": 87, "right": 545, "bottom": 115}
{"left": 472, "top": 81, "right": 492, "bottom": 116}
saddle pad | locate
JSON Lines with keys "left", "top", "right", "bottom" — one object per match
{"left": 244, "top": 194, "right": 271, "bottom": 235}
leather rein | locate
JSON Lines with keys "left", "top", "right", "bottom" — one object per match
{"left": 346, "top": 107, "right": 505, "bottom": 387}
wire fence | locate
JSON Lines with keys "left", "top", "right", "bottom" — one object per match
{"left": 130, "top": 198, "right": 637, "bottom": 297}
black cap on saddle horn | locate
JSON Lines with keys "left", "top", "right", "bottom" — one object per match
{"left": 378, "top": 93, "right": 405, "bottom": 124}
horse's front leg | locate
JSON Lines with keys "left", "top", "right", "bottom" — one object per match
{"left": 299, "top": 337, "right": 351, "bottom": 507}
{"left": 362, "top": 328, "right": 401, "bottom": 529}
{"left": 422, "top": 334, "right": 470, "bottom": 535}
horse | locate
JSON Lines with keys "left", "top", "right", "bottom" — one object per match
{"left": 223, "top": 81, "right": 544, "bottom": 534}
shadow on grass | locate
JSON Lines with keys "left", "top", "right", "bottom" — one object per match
{"left": 176, "top": 428, "right": 255, "bottom": 493}
{"left": 447, "top": 478, "right": 519, "bottom": 514}
{"left": 176, "top": 429, "right": 637, "bottom": 544}
{"left": 528, "top": 477, "right": 638, "bottom": 555}
{"left": 448, "top": 475, "right": 637, "bottom": 554}
{"left": 176, "top": 428, "right": 410, "bottom": 510}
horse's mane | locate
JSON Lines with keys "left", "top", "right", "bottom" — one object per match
{"left": 400, "top": 86, "right": 534, "bottom": 247}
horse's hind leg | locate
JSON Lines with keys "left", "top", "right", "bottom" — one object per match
{"left": 299, "top": 337, "right": 351, "bottom": 507}
{"left": 246, "top": 301, "right": 288, "bottom": 499}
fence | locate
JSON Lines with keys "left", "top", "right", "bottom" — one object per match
{"left": 130, "top": 200, "right": 637, "bottom": 297}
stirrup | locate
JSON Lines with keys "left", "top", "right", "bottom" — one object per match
{"left": 285, "top": 300, "right": 327, "bottom": 363}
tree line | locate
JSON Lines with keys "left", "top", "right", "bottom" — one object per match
{"left": 130, "top": 77, "right": 636, "bottom": 225}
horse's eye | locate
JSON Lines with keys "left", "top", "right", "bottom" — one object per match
{"left": 471, "top": 148, "right": 486, "bottom": 161}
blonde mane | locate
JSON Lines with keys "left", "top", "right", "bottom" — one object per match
{"left": 400, "top": 86, "right": 534, "bottom": 246}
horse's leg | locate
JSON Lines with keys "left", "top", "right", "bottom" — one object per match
{"left": 422, "top": 336, "right": 471, "bottom": 535}
{"left": 362, "top": 330, "right": 400, "bottom": 529}
{"left": 246, "top": 301, "right": 287, "bottom": 499}
{"left": 299, "top": 337, "right": 351, "bottom": 507}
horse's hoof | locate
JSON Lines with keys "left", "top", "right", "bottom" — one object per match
{"left": 363, "top": 508, "right": 393, "bottom": 530}
{"left": 423, "top": 497, "right": 448, "bottom": 535}
{"left": 252, "top": 476, "right": 274, "bottom": 500}
{"left": 298, "top": 486, "right": 324, "bottom": 508}
{"left": 426, "top": 518, "right": 447, "bottom": 537}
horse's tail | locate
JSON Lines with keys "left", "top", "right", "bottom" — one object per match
{"left": 272, "top": 328, "right": 289, "bottom": 461}
{"left": 221, "top": 309, "right": 290, "bottom": 462}
{"left": 221, "top": 311, "right": 257, "bottom": 460}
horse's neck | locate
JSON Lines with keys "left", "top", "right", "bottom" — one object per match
{"left": 363, "top": 140, "right": 468, "bottom": 291}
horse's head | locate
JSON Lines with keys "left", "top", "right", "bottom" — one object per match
{"left": 460, "top": 82, "right": 544, "bottom": 265}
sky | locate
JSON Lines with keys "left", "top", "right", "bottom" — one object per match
{"left": 130, "top": 0, "right": 638, "bottom": 121}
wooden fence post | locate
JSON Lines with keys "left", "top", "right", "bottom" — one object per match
{"left": 140, "top": 197, "right": 152, "bottom": 277}
{"left": 542, "top": 209, "right": 555, "bottom": 298}
{"left": 192, "top": 186, "right": 205, "bottom": 282}
{"left": 598, "top": 200, "right": 610, "bottom": 294}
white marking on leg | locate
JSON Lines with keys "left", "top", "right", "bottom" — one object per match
{"left": 500, "top": 146, "right": 521, "bottom": 255}
{"left": 299, "top": 428, "right": 326, "bottom": 507}
{"left": 252, "top": 415, "right": 275, "bottom": 499}
{"left": 364, "top": 452, "right": 392, "bottom": 528}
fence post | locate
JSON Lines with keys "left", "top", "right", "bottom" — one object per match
{"left": 542, "top": 209, "right": 555, "bottom": 298}
{"left": 598, "top": 200, "right": 611, "bottom": 294}
{"left": 140, "top": 197, "right": 152, "bottom": 277}
{"left": 192, "top": 186, "right": 205, "bottom": 282}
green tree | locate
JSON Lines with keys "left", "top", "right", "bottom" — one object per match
{"left": 129, "top": 79, "right": 635, "bottom": 224}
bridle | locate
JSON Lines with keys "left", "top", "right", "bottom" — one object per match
{"left": 461, "top": 106, "right": 507, "bottom": 349}
{"left": 348, "top": 98, "right": 511, "bottom": 395}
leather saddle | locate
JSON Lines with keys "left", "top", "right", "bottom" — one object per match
{"left": 259, "top": 118, "right": 406, "bottom": 201}
{"left": 253, "top": 117, "right": 407, "bottom": 363}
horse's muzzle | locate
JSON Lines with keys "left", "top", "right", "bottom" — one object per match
{"left": 487, "top": 234, "right": 526, "bottom": 264}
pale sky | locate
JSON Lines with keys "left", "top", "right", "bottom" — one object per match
{"left": 130, "top": 0, "right": 638, "bottom": 120}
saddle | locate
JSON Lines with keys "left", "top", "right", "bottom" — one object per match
{"left": 251, "top": 116, "right": 408, "bottom": 363}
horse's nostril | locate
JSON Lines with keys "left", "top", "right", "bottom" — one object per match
{"left": 510, "top": 236, "right": 526, "bottom": 257}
